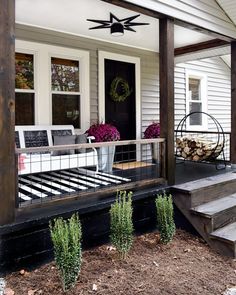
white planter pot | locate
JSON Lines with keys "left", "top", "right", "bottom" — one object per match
{"left": 151, "top": 142, "right": 159, "bottom": 164}
{"left": 98, "top": 146, "right": 115, "bottom": 173}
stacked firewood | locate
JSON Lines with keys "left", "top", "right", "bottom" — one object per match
{"left": 176, "top": 135, "right": 223, "bottom": 161}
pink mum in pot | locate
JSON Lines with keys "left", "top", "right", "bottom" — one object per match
{"left": 144, "top": 123, "right": 160, "bottom": 139}
{"left": 86, "top": 123, "right": 120, "bottom": 142}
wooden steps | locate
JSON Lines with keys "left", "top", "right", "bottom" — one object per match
{"left": 191, "top": 194, "right": 236, "bottom": 231}
{"left": 211, "top": 222, "right": 236, "bottom": 243}
{"left": 172, "top": 172, "right": 236, "bottom": 257}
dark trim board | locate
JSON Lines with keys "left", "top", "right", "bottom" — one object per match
{"left": 174, "top": 39, "right": 229, "bottom": 56}
{"left": 159, "top": 18, "right": 175, "bottom": 185}
{"left": 0, "top": 0, "right": 16, "bottom": 225}
{"left": 231, "top": 41, "right": 236, "bottom": 164}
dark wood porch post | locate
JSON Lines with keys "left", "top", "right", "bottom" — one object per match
{"left": 159, "top": 18, "right": 175, "bottom": 185}
{"left": 231, "top": 41, "right": 236, "bottom": 166}
{"left": 0, "top": 0, "right": 15, "bottom": 225}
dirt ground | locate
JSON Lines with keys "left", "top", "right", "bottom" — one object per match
{"left": 5, "top": 230, "right": 236, "bottom": 295}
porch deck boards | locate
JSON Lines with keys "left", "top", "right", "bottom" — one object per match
{"left": 175, "top": 160, "right": 232, "bottom": 184}
{"left": 18, "top": 168, "right": 131, "bottom": 204}
{"left": 17, "top": 164, "right": 160, "bottom": 205}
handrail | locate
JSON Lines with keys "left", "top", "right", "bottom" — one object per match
{"left": 15, "top": 138, "right": 166, "bottom": 154}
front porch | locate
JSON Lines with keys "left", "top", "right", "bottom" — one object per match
{"left": 0, "top": 154, "right": 233, "bottom": 271}
{"left": 15, "top": 134, "right": 232, "bottom": 208}
{"left": 1, "top": 113, "right": 234, "bottom": 270}
{"left": 2, "top": 0, "right": 236, "bottom": 271}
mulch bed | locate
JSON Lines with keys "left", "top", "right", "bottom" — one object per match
{"left": 5, "top": 229, "right": 236, "bottom": 294}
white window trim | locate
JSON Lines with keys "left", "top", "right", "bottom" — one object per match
{"left": 185, "top": 69, "right": 208, "bottom": 131}
{"left": 15, "top": 40, "right": 90, "bottom": 132}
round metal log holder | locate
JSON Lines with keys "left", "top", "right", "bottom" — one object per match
{"left": 175, "top": 111, "right": 226, "bottom": 170}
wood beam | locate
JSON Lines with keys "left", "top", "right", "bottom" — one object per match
{"left": 231, "top": 41, "right": 236, "bottom": 165}
{"left": 159, "top": 18, "right": 175, "bottom": 185}
{"left": 100, "top": 0, "right": 233, "bottom": 42}
{"left": 101, "top": 0, "right": 165, "bottom": 19}
{"left": 175, "top": 39, "right": 229, "bottom": 56}
{"left": 0, "top": 0, "right": 16, "bottom": 225}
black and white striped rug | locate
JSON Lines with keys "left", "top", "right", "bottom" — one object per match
{"left": 18, "top": 168, "right": 131, "bottom": 203}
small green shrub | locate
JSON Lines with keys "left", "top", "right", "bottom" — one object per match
{"left": 110, "top": 191, "right": 134, "bottom": 259}
{"left": 155, "top": 193, "right": 176, "bottom": 244}
{"left": 49, "top": 213, "right": 82, "bottom": 292}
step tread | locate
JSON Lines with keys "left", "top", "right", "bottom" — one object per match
{"left": 191, "top": 194, "right": 236, "bottom": 217}
{"left": 211, "top": 222, "right": 236, "bottom": 243}
{"left": 173, "top": 172, "right": 236, "bottom": 193}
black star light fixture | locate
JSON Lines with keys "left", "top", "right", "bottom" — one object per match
{"left": 87, "top": 13, "right": 149, "bottom": 36}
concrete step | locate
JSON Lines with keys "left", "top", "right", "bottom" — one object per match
{"left": 191, "top": 194, "right": 236, "bottom": 231}
{"left": 173, "top": 172, "right": 236, "bottom": 207}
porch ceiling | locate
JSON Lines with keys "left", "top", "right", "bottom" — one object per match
{"left": 221, "top": 54, "right": 231, "bottom": 67}
{"left": 175, "top": 45, "right": 230, "bottom": 64}
{"left": 216, "top": 0, "right": 236, "bottom": 27}
{"left": 15, "top": 0, "right": 213, "bottom": 52}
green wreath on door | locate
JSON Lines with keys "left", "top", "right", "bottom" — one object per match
{"left": 109, "top": 77, "right": 132, "bottom": 102}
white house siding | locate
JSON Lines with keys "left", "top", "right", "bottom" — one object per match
{"left": 15, "top": 24, "right": 159, "bottom": 138}
{"left": 174, "top": 66, "right": 186, "bottom": 128}
{"left": 15, "top": 24, "right": 231, "bottom": 139}
{"left": 126, "top": 0, "right": 236, "bottom": 39}
{"left": 175, "top": 57, "right": 231, "bottom": 132}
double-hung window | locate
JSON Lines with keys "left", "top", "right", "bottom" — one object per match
{"left": 15, "top": 52, "right": 35, "bottom": 125}
{"left": 15, "top": 40, "right": 90, "bottom": 131}
{"left": 51, "top": 57, "right": 81, "bottom": 128}
{"left": 186, "top": 70, "right": 207, "bottom": 130}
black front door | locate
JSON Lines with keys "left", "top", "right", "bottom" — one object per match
{"left": 105, "top": 59, "right": 136, "bottom": 162}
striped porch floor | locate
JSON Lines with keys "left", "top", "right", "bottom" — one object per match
{"left": 18, "top": 168, "right": 131, "bottom": 204}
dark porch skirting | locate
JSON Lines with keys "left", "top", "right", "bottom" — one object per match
{"left": 0, "top": 187, "right": 162, "bottom": 273}
{"left": 0, "top": 184, "right": 196, "bottom": 274}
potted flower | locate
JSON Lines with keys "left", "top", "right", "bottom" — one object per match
{"left": 144, "top": 123, "right": 160, "bottom": 164}
{"left": 86, "top": 123, "right": 120, "bottom": 142}
{"left": 86, "top": 123, "right": 120, "bottom": 172}
{"left": 144, "top": 122, "right": 160, "bottom": 139}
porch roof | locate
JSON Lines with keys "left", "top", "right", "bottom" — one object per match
{"left": 123, "top": 0, "right": 236, "bottom": 39}
{"left": 15, "top": 0, "right": 217, "bottom": 52}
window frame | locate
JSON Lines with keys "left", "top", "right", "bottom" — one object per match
{"left": 50, "top": 54, "right": 81, "bottom": 129}
{"left": 15, "top": 40, "right": 90, "bottom": 132}
{"left": 185, "top": 69, "right": 208, "bottom": 131}
{"left": 15, "top": 48, "right": 37, "bottom": 125}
